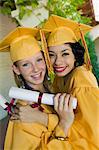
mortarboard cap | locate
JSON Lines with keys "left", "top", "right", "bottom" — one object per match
{"left": 47, "top": 26, "right": 77, "bottom": 47}
{"left": 0, "top": 27, "right": 41, "bottom": 62}
{"left": 43, "top": 15, "right": 92, "bottom": 42}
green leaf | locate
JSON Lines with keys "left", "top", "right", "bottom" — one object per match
{"left": 31, "top": 2, "right": 38, "bottom": 9}
{"left": 0, "top": 7, "right": 11, "bottom": 15}
{"left": 48, "top": 71, "right": 55, "bottom": 84}
{"left": 19, "top": 6, "right": 26, "bottom": 19}
{"left": 26, "top": 9, "right": 32, "bottom": 16}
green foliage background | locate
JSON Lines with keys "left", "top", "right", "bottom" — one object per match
{"left": 85, "top": 34, "right": 99, "bottom": 83}
{"left": 47, "top": 0, "right": 91, "bottom": 24}
{"left": 0, "top": 0, "right": 91, "bottom": 23}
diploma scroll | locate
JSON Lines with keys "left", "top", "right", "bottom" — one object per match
{"left": 0, "top": 94, "right": 8, "bottom": 109}
{"left": 9, "top": 87, "right": 77, "bottom": 109}
{"left": 0, "top": 94, "right": 14, "bottom": 114}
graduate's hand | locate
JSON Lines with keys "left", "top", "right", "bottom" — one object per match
{"left": 54, "top": 93, "right": 75, "bottom": 136}
{"left": 18, "top": 105, "right": 48, "bottom": 126}
{"left": 10, "top": 103, "right": 21, "bottom": 121}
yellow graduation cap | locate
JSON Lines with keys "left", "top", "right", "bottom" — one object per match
{"left": 47, "top": 26, "right": 77, "bottom": 46}
{"left": 43, "top": 15, "right": 92, "bottom": 40}
{"left": 43, "top": 15, "right": 92, "bottom": 70}
{"left": 0, "top": 27, "right": 41, "bottom": 63}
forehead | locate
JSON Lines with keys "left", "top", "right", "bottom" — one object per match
{"left": 49, "top": 44, "right": 72, "bottom": 52}
{"left": 17, "top": 51, "right": 43, "bottom": 63}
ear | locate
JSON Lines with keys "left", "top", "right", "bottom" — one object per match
{"left": 74, "top": 58, "right": 76, "bottom": 62}
{"left": 12, "top": 64, "right": 20, "bottom": 75}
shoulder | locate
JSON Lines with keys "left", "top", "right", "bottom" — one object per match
{"left": 70, "top": 66, "right": 98, "bottom": 88}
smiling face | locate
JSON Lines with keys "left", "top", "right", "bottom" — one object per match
{"left": 13, "top": 51, "right": 46, "bottom": 89}
{"left": 49, "top": 44, "right": 75, "bottom": 77}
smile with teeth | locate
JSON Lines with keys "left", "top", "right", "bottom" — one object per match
{"left": 31, "top": 72, "right": 42, "bottom": 79}
{"left": 54, "top": 66, "right": 67, "bottom": 72}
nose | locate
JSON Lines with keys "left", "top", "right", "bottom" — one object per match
{"left": 55, "top": 55, "right": 63, "bottom": 66}
{"left": 31, "top": 63, "right": 39, "bottom": 72}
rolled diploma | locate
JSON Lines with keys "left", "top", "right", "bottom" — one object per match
{"left": 9, "top": 87, "right": 77, "bottom": 109}
{"left": 0, "top": 95, "right": 8, "bottom": 109}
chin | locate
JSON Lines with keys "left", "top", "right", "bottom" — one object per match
{"left": 55, "top": 72, "right": 65, "bottom": 77}
{"left": 33, "top": 78, "right": 44, "bottom": 85}
{"left": 35, "top": 81, "right": 43, "bottom": 85}
{"left": 55, "top": 70, "right": 70, "bottom": 77}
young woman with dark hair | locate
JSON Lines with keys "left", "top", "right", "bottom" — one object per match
{"left": 44, "top": 26, "right": 99, "bottom": 149}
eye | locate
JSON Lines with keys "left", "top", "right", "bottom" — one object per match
{"left": 62, "top": 52, "right": 69, "bottom": 56}
{"left": 37, "top": 58, "right": 43, "bottom": 62}
{"left": 22, "top": 63, "right": 30, "bottom": 67}
{"left": 49, "top": 53, "right": 55, "bottom": 57}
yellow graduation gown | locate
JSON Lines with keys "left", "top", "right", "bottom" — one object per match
{"left": 4, "top": 66, "right": 99, "bottom": 150}
{"left": 4, "top": 104, "right": 59, "bottom": 150}
{"left": 42, "top": 66, "right": 99, "bottom": 150}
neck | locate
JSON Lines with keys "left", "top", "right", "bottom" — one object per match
{"left": 25, "top": 82, "right": 45, "bottom": 93}
{"left": 32, "top": 84, "right": 45, "bottom": 93}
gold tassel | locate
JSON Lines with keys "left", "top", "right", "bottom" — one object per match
{"left": 40, "top": 29, "right": 55, "bottom": 83}
{"left": 0, "top": 45, "right": 9, "bottom": 52}
{"left": 78, "top": 24, "right": 92, "bottom": 71}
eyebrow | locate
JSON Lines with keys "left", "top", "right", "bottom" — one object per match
{"left": 49, "top": 49, "right": 68, "bottom": 53}
{"left": 61, "top": 49, "right": 68, "bottom": 53}
{"left": 49, "top": 50, "right": 55, "bottom": 53}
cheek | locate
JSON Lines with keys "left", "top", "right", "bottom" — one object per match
{"left": 39, "top": 62, "right": 46, "bottom": 70}
{"left": 21, "top": 71, "right": 29, "bottom": 78}
{"left": 50, "top": 57, "right": 55, "bottom": 65}
{"left": 65, "top": 55, "right": 75, "bottom": 63}
{"left": 19, "top": 68, "right": 30, "bottom": 76}
{"left": 71, "top": 55, "right": 75, "bottom": 64}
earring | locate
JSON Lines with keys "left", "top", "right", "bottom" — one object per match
{"left": 75, "top": 62, "right": 79, "bottom": 67}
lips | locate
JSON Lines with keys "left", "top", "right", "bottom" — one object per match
{"left": 54, "top": 66, "right": 67, "bottom": 73}
{"left": 31, "top": 72, "right": 41, "bottom": 79}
